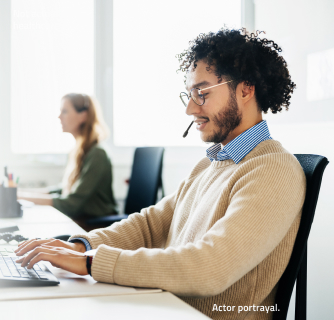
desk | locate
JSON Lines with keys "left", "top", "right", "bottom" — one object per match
{"left": 0, "top": 206, "right": 210, "bottom": 319}
{"left": 1, "top": 292, "right": 210, "bottom": 320}
{"left": 0, "top": 205, "right": 83, "bottom": 238}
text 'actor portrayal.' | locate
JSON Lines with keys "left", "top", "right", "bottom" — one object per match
{"left": 15, "top": 28, "right": 306, "bottom": 320}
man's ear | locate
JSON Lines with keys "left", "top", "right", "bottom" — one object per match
{"left": 240, "top": 81, "right": 255, "bottom": 101}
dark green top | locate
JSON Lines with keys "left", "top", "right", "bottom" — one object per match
{"left": 52, "top": 143, "right": 117, "bottom": 219}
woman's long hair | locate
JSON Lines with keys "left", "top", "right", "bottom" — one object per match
{"left": 62, "top": 93, "right": 109, "bottom": 191}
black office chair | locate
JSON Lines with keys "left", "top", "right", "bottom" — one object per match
{"left": 273, "top": 154, "right": 329, "bottom": 320}
{"left": 86, "top": 147, "right": 165, "bottom": 228}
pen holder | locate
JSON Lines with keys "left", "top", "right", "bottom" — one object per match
{"left": 0, "top": 185, "right": 23, "bottom": 218}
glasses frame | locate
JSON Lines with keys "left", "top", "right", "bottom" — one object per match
{"left": 179, "top": 80, "right": 233, "bottom": 107}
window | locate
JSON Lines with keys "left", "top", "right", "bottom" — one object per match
{"left": 11, "top": 0, "right": 94, "bottom": 154}
{"left": 113, "top": 0, "right": 241, "bottom": 146}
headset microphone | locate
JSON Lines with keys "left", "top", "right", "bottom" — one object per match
{"left": 183, "top": 121, "right": 194, "bottom": 138}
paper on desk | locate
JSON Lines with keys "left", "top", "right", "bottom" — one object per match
{"left": 0, "top": 262, "right": 162, "bottom": 301}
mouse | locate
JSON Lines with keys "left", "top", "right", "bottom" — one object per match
{"left": 52, "top": 235, "right": 71, "bottom": 242}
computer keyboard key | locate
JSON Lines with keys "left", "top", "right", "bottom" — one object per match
{"left": 19, "top": 270, "right": 29, "bottom": 274}
{"left": 1, "top": 269, "right": 11, "bottom": 277}
{"left": 33, "top": 264, "right": 42, "bottom": 271}
{"left": 27, "top": 270, "right": 39, "bottom": 277}
{"left": 19, "top": 272, "right": 30, "bottom": 278}
{"left": 15, "top": 265, "right": 24, "bottom": 270}
{"left": 17, "top": 268, "right": 26, "bottom": 273}
{"left": 11, "top": 257, "right": 21, "bottom": 262}
{"left": 36, "top": 272, "right": 48, "bottom": 280}
{"left": 11, "top": 271, "right": 21, "bottom": 278}
{"left": 36, "top": 271, "right": 46, "bottom": 275}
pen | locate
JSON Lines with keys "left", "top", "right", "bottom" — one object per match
{"left": 3, "top": 167, "right": 8, "bottom": 187}
{"left": 8, "top": 173, "right": 16, "bottom": 188}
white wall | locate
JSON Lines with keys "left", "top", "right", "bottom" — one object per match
{"left": 255, "top": 1, "right": 334, "bottom": 319}
{"left": 0, "top": 0, "right": 11, "bottom": 172}
{"left": 0, "top": 0, "right": 70, "bottom": 190}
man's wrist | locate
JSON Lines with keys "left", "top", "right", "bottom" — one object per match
{"left": 74, "top": 242, "right": 87, "bottom": 253}
{"left": 69, "top": 238, "right": 92, "bottom": 252}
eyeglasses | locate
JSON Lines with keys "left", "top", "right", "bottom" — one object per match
{"left": 179, "top": 80, "right": 233, "bottom": 107}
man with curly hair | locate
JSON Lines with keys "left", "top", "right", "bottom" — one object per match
{"left": 16, "top": 28, "right": 306, "bottom": 320}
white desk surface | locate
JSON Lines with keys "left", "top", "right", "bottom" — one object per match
{"left": 0, "top": 206, "right": 210, "bottom": 319}
{"left": 0, "top": 262, "right": 162, "bottom": 301}
{"left": 1, "top": 292, "right": 211, "bottom": 320}
{"left": 0, "top": 205, "right": 84, "bottom": 240}
{"left": 0, "top": 205, "right": 74, "bottom": 225}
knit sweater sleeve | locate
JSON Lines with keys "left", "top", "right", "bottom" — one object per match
{"left": 88, "top": 154, "right": 306, "bottom": 297}
{"left": 68, "top": 182, "right": 182, "bottom": 250}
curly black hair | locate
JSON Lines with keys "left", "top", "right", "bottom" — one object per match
{"left": 176, "top": 28, "right": 296, "bottom": 114}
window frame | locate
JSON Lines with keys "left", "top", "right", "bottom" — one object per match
{"left": 0, "top": 0, "right": 253, "bottom": 168}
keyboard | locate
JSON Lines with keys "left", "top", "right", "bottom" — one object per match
{"left": 0, "top": 246, "right": 59, "bottom": 286}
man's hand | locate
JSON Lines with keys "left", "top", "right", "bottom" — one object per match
{"left": 15, "top": 245, "right": 88, "bottom": 275}
{"left": 15, "top": 238, "right": 86, "bottom": 256}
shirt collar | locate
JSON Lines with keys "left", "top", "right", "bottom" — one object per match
{"left": 206, "top": 120, "right": 272, "bottom": 164}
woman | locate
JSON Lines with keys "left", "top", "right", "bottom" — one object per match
{"left": 18, "top": 93, "right": 117, "bottom": 221}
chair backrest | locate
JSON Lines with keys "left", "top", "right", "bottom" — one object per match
{"left": 124, "top": 147, "right": 164, "bottom": 215}
{"left": 273, "top": 154, "right": 329, "bottom": 320}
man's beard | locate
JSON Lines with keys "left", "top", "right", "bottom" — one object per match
{"left": 204, "top": 92, "right": 242, "bottom": 144}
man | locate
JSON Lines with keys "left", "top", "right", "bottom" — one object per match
{"left": 16, "top": 28, "right": 306, "bottom": 320}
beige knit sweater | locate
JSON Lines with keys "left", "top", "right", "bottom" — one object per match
{"left": 70, "top": 140, "right": 306, "bottom": 320}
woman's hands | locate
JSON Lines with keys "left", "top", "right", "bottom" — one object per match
{"left": 15, "top": 238, "right": 89, "bottom": 275}
{"left": 17, "top": 191, "right": 54, "bottom": 206}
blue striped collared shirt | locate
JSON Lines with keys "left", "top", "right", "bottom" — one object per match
{"left": 69, "top": 237, "right": 92, "bottom": 251}
{"left": 206, "top": 120, "right": 272, "bottom": 164}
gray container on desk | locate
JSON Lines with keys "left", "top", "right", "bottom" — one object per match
{"left": 0, "top": 185, "right": 23, "bottom": 218}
